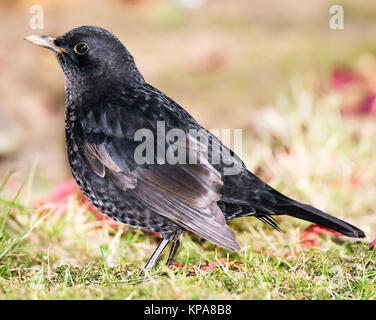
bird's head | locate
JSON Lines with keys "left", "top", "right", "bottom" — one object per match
{"left": 25, "top": 26, "right": 144, "bottom": 92}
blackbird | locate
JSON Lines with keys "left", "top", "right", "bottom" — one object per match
{"left": 25, "top": 26, "right": 365, "bottom": 272}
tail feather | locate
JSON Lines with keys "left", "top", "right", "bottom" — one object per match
{"left": 274, "top": 201, "right": 365, "bottom": 238}
{"left": 257, "top": 215, "right": 283, "bottom": 232}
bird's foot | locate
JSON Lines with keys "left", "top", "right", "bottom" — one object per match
{"left": 138, "top": 268, "right": 148, "bottom": 278}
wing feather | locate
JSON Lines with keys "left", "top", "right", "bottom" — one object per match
{"left": 83, "top": 137, "right": 240, "bottom": 251}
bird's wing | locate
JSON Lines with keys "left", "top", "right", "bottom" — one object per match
{"left": 84, "top": 140, "right": 138, "bottom": 189}
{"left": 83, "top": 136, "right": 240, "bottom": 251}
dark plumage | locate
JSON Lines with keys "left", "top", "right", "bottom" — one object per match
{"left": 25, "top": 26, "right": 365, "bottom": 272}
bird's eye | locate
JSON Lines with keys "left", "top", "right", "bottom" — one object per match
{"left": 73, "top": 42, "right": 89, "bottom": 55}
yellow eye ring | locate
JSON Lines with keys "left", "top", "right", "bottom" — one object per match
{"left": 73, "top": 42, "right": 89, "bottom": 55}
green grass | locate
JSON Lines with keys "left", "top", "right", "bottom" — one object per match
{"left": 0, "top": 83, "right": 375, "bottom": 300}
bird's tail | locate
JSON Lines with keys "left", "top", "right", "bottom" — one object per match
{"left": 272, "top": 200, "right": 365, "bottom": 238}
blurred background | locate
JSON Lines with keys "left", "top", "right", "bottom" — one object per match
{"left": 1, "top": 0, "right": 376, "bottom": 233}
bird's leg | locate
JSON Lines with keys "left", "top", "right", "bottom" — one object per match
{"left": 139, "top": 238, "right": 170, "bottom": 277}
{"left": 166, "top": 240, "right": 181, "bottom": 267}
{"left": 166, "top": 236, "right": 183, "bottom": 267}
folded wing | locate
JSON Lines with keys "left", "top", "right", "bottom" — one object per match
{"left": 83, "top": 138, "right": 240, "bottom": 251}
